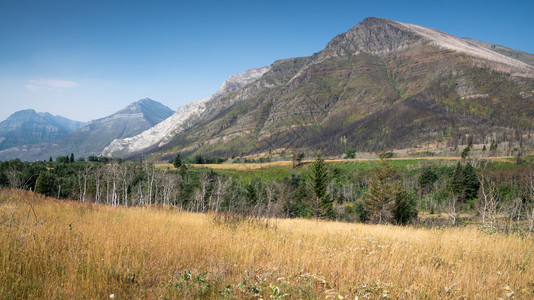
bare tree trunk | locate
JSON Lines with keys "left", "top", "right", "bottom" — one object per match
{"left": 123, "top": 178, "right": 128, "bottom": 207}
{"left": 95, "top": 169, "right": 101, "bottom": 203}
{"left": 6, "top": 166, "right": 22, "bottom": 189}
{"left": 137, "top": 184, "right": 144, "bottom": 206}
{"left": 447, "top": 195, "right": 460, "bottom": 226}
{"left": 112, "top": 180, "right": 117, "bottom": 207}
{"left": 77, "top": 173, "right": 83, "bottom": 202}
{"left": 106, "top": 178, "right": 110, "bottom": 205}
{"left": 214, "top": 177, "right": 229, "bottom": 214}
{"left": 477, "top": 175, "right": 498, "bottom": 230}
{"left": 198, "top": 172, "right": 210, "bottom": 212}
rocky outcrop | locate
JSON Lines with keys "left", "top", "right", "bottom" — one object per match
{"left": 324, "top": 17, "right": 422, "bottom": 57}
{"left": 217, "top": 66, "right": 272, "bottom": 95}
{"left": 101, "top": 99, "right": 209, "bottom": 157}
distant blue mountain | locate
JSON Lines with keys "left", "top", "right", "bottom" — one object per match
{"left": 0, "top": 98, "right": 174, "bottom": 161}
{"left": 0, "top": 109, "right": 86, "bottom": 151}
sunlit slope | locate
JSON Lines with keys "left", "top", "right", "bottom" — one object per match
{"left": 1, "top": 189, "right": 532, "bottom": 299}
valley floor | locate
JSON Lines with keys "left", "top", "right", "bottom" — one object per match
{"left": 1, "top": 189, "right": 533, "bottom": 299}
{"left": 175, "top": 155, "right": 516, "bottom": 171}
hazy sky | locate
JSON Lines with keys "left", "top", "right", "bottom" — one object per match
{"left": 1, "top": 0, "right": 533, "bottom": 122}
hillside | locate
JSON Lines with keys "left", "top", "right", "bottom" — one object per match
{"left": 462, "top": 37, "right": 534, "bottom": 66}
{"left": 0, "top": 98, "right": 173, "bottom": 161}
{"left": 0, "top": 109, "right": 86, "bottom": 151}
{"left": 136, "top": 17, "right": 534, "bottom": 160}
{"left": 1, "top": 189, "right": 533, "bottom": 299}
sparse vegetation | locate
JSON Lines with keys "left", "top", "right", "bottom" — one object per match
{"left": 1, "top": 188, "right": 533, "bottom": 299}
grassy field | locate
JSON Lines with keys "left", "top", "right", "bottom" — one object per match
{"left": 1, "top": 188, "right": 533, "bottom": 299}
{"left": 157, "top": 156, "right": 518, "bottom": 183}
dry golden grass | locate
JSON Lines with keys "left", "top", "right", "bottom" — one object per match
{"left": 1, "top": 188, "right": 533, "bottom": 299}
{"left": 157, "top": 156, "right": 514, "bottom": 171}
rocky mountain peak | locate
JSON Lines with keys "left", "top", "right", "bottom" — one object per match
{"left": 7, "top": 109, "right": 39, "bottom": 121}
{"left": 100, "top": 98, "right": 173, "bottom": 125}
{"left": 323, "top": 17, "right": 534, "bottom": 77}
{"left": 324, "top": 17, "right": 421, "bottom": 57}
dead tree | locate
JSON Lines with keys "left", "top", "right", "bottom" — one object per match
{"left": 477, "top": 174, "right": 498, "bottom": 230}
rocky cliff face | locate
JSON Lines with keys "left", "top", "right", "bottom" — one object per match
{"left": 144, "top": 17, "right": 534, "bottom": 160}
{"left": 101, "top": 66, "right": 271, "bottom": 158}
{"left": 217, "top": 66, "right": 272, "bottom": 95}
{"left": 324, "top": 17, "right": 422, "bottom": 57}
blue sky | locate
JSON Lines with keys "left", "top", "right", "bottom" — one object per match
{"left": 1, "top": 0, "right": 533, "bottom": 122}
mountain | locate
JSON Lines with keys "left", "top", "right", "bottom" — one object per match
{"left": 101, "top": 66, "right": 271, "bottom": 158}
{"left": 0, "top": 109, "right": 86, "bottom": 151}
{"left": 131, "top": 17, "right": 534, "bottom": 160}
{"left": 461, "top": 37, "right": 534, "bottom": 66}
{"left": 0, "top": 98, "right": 173, "bottom": 161}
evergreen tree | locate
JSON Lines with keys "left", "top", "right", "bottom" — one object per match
{"left": 392, "top": 189, "right": 418, "bottom": 225}
{"left": 451, "top": 161, "right": 465, "bottom": 200}
{"left": 245, "top": 181, "right": 258, "bottom": 205}
{"left": 194, "top": 155, "right": 204, "bottom": 164}
{"left": 450, "top": 162, "right": 479, "bottom": 202}
{"left": 345, "top": 148, "right": 356, "bottom": 159}
{"left": 173, "top": 154, "right": 182, "bottom": 168}
{"left": 311, "top": 153, "right": 333, "bottom": 219}
{"left": 70, "top": 153, "right": 75, "bottom": 163}
{"left": 292, "top": 153, "right": 305, "bottom": 169}
{"left": 490, "top": 140, "right": 498, "bottom": 151}
{"left": 363, "top": 159, "right": 415, "bottom": 223}
{"left": 418, "top": 165, "right": 438, "bottom": 195}
{"left": 461, "top": 146, "right": 470, "bottom": 159}
{"left": 35, "top": 171, "right": 56, "bottom": 197}
{"left": 462, "top": 162, "right": 480, "bottom": 200}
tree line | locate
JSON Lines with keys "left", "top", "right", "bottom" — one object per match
{"left": 1, "top": 154, "right": 534, "bottom": 230}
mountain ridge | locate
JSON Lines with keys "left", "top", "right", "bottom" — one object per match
{"left": 3, "top": 17, "right": 534, "bottom": 161}
{"left": 0, "top": 109, "right": 86, "bottom": 151}
{"left": 0, "top": 98, "right": 173, "bottom": 161}
{"left": 101, "top": 67, "right": 271, "bottom": 158}
{"left": 145, "top": 17, "right": 534, "bottom": 160}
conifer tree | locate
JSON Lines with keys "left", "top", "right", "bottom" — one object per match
{"left": 35, "top": 171, "right": 56, "bottom": 197}
{"left": 418, "top": 165, "right": 438, "bottom": 195}
{"left": 461, "top": 146, "right": 470, "bottom": 159}
{"left": 363, "top": 159, "right": 415, "bottom": 223}
{"left": 463, "top": 162, "right": 480, "bottom": 200}
{"left": 311, "top": 153, "right": 333, "bottom": 219}
{"left": 451, "top": 161, "right": 465, "bottom": 201}
{"left": 173, "top": 154, "right": 182, "bottom": 168}
{"left": 392, "top": 187, "right": 418, "bottom": 225}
